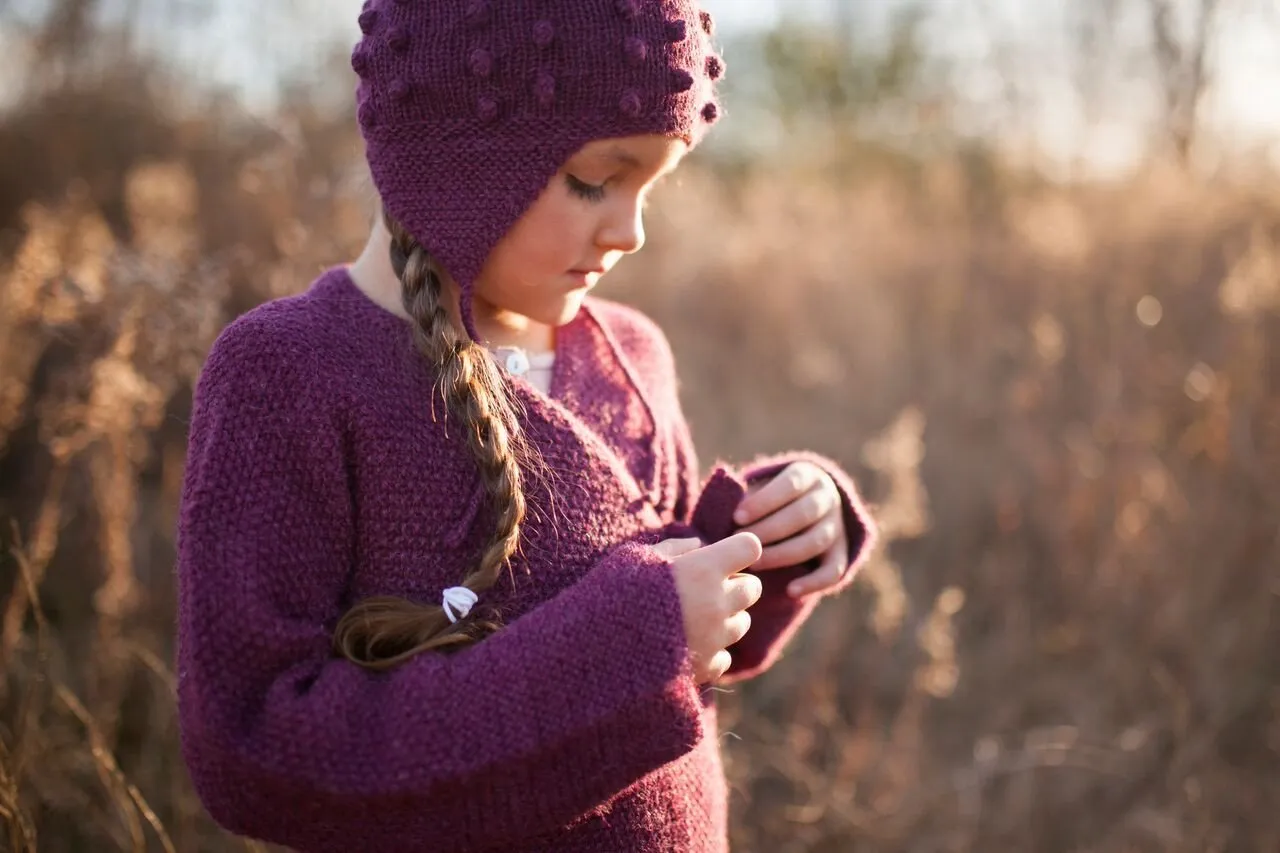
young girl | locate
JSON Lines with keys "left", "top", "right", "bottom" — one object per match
{"left": 175, "top": 1, "right": 876, "bottom": 851}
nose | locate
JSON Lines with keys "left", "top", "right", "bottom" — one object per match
{"left": 596, "top": 197, "right": 646, "bottom": 255}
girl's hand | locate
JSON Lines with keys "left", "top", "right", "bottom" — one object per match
{"left": 657, "top": 533, "right": 764, "bottom": 684}
{"left": 732, "top": 462, "right": 847, "bottom": 598}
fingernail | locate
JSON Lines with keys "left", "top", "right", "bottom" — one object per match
{"left": 733, "top": 509, "right": 747, "bottom": 524}
{"left": 788, "top": 583, "right": 803, "bottom": 597}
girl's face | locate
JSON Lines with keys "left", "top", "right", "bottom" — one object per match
{"left": 471, "top": 134, "right": 687, "bottom": 338}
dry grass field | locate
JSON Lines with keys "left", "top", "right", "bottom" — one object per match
{"left": 2, "top": 13, "right": 1278, "bottom": 852}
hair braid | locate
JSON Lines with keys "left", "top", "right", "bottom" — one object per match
{"left": 332, "top": 211, "right": 533, "bottom": 670}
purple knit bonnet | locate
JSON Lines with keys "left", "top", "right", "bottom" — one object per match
{"left": 351, "top": 0, "right": 725, "bottom": 343}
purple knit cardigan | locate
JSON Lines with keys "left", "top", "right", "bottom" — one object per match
{"left": 175, "top": 267, "right": 875, "bottom": 852}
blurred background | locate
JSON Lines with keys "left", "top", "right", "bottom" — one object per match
{"left": 1, "top": 0, "right": 1278, "bottom": 850}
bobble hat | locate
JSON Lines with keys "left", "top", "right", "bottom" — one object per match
{"left": 352, "top": 0, "right": 726, "bottom": 342}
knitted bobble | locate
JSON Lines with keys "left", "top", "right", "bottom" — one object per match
{"left": 616, "top": 0, "right": 640, "bottom": 20}
{"left": 358, "top": 7, "right": 378, "bottom": 34}
{"left": 700, "top": 10, "right": 715, "bottom": 36}
{"left": 706, "top": 54, "right": 724, "bottom": 80}
{"left": 388, "top": 78, "right": 411, "bottom": 103}
{"left": 533, "top": 20, "right": 555, "bottom": 48}
{"left": 534, "top": 73, "right": 556, "bottom": 108}
{"left": 664, "top": 19, "right": 687, "bottom": 43}
{"left": 619, "top": 90, "right": 643, "bottom": 117}
{"left": 702, "top": 101, "right": 719, "bottom": 123}
{"left": 387, "top": 25, "right": 408, "bottom": 52}
{"left": 466, "top": 0, "right": 491, "bottom": 26}
{"left": 469, "top": 48, "right": 493, "bottom": 79}
{"left": 477, "top": 96, "right": 498, "bottom": 122}
{"left": 625, "top": 36, "right": 648, "bottom": 65}
{"left": 358, "top": 101, "right": 378, "bottom": 128}
{"left": 350, "top": 43, "right": 370, "bottom": 76}
{"left": 669, "top": 69, "right": 694, "bottom": 93}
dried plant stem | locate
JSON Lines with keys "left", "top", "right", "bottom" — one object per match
{"left": 1, "top": 462, "right": 69, "bottom": 673}
{"left": 53, "top": 684, "right": 177, "bottom": 853}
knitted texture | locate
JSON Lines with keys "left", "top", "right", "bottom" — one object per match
{"left": 351, "top": 0, "right": 725, "bottom": 342}
{"left": 176, "top": 267, "right": 875, "bottom": 852}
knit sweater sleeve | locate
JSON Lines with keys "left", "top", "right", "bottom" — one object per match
{"left": 176, "top": 318, "right": 704, "bottom": 852}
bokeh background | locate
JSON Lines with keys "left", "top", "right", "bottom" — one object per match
{"left": 2, "top": 1, "right": 1279, "bottom": 850}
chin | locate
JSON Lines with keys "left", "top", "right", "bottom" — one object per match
{"left": 543, "top": 294, "right": 589, "bottom": 327}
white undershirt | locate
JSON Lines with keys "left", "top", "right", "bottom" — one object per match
{"left": 491, "top": 346, "right": 556, "bottom": 395}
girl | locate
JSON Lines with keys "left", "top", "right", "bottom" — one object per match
{"left": 175, "top": 1, "right": 876, "bottom": 851}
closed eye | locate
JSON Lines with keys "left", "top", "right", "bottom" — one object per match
{"left": 565, "top": 174, "right": 606, "bottom": 203}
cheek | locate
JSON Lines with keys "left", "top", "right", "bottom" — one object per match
{"left": 499, "top": 197, "right": 592, "bottom": 276}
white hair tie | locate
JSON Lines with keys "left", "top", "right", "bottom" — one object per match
{"left": 442, "top": 586, "right": 478, "bottom": 624}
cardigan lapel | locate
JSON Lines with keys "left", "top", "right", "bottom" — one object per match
{"left": 507, "top": 304, "right": 664, "bottom": 522}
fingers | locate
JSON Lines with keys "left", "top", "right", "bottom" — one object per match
{"left": 741, "top": 484, "right": 838, "bottom": 546}
{"left": 652, "top": 537, "right": 702, "bottom": 560}
{"left": 692, "top": 531, "right": 762, "bottom": 577}
{"left": 694, "top": 607, "right": 753, "bottom": 684}
{"left": 706, "top": 649, "right": 733, "bottom": 683}
{"left": 725, "top": 571, "right": 763, "bottom": 612}
{"left": 787, "top": 540, "right": 848, "bottom": 598}
{"left": 756, "top": 517, "right": 842, "bottom": 570}
{"left": 722, "top": 609, "right": 752, "bottom": 647}
{"left": 733, "top": 462, "right": 824, "bottom": 527}
{"left": 670, "top": 532, "right": 765, "bottom": 685}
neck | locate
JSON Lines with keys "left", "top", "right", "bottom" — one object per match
{"left": 348, "top": 217, "right": 415, "bottom": 323}
{"left": 347, "top": 219, "right": 554, "bottom": 354}
{"left": 471, "top": 297, "right": 556, "bottom": 353}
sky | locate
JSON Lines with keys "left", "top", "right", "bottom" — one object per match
{"left": 699, "top": 0, "right": 1280, "bottom": 174}
{"left": 3, "top": 0, "right": 1278, "bottom": 176}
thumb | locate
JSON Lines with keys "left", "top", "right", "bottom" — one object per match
{"left": 652, "top": 537, "right": 703, "bottom": 561}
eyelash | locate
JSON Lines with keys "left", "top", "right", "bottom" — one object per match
{"left": 566, "top": 174, "right": 607, "bottom": 203}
